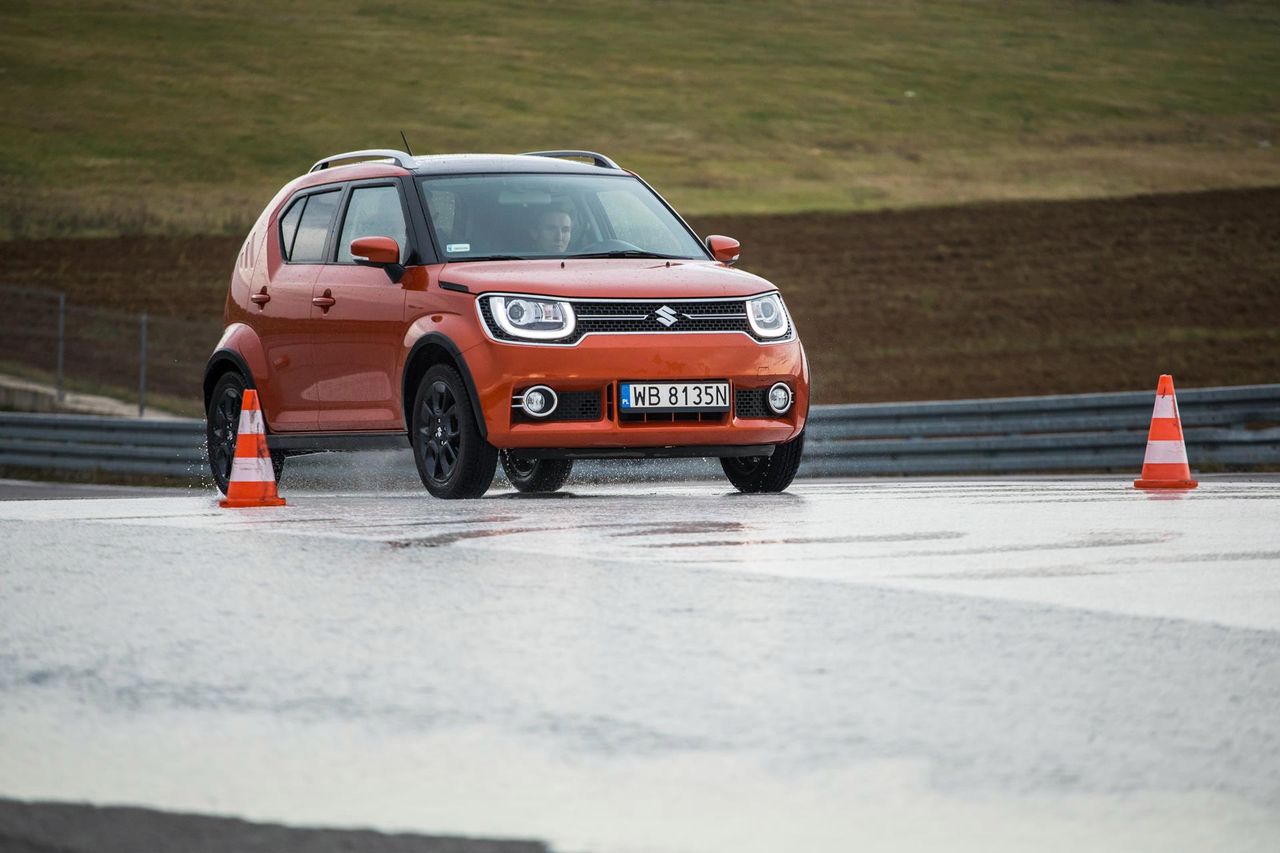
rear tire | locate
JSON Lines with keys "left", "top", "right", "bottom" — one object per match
{"left": 206, "top": 371, "right": 284, "bottom": 495}
{"left": 720, "top": 430, "right": 805, "bottom": 493}
{"left": 501, "top": 452, "right": 573, "bottom": 494}
{"left": 412, "top": 364, "right": 497, "bottom": 499}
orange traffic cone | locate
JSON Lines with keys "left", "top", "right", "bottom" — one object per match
{"left": 1134, "top": 374, "right": 1198, "bottom": 490}
{"left": 219, "top": 389, "right": 287, "bottom": 508}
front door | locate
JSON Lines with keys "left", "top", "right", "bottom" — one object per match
{"left": 314, "top": 183, "right": 409, "bottom": 432}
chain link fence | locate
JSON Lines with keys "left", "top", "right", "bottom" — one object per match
{"left": 0, "top": 285, "right": 220, "bottom": 416}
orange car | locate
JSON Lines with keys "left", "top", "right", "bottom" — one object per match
{"left": 205, "top": 149, "right": 809, "bottom": 498}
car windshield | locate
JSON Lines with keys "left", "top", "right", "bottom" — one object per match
{"left": 418, "top": 173, "right": 709, "bottom": 262}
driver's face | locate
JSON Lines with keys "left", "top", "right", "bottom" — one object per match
{"left": 533, "top": 211, "right": 572, "bottom": 253}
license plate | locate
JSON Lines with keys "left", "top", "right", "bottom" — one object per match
{"left": 619, "top": 381, "right": 730, "bottom": 413}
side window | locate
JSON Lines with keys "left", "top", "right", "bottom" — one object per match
{"left": 290, "top": 190, "right": 340, "bottom": 263}
{"left": 278, "top": 197, "right": 305, "bottom": 260}
{"left": 337, "top": 185, "right": 408, "bottom": 263}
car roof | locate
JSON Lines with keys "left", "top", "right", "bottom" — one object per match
{"left": 284, "top": 153, "right": 632, "bottom": 200}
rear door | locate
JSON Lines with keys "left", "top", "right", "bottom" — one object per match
{"left": 313, "top": 180, "right": 411, "bottom": 431}
{"left": 255, "top": 187, "right": 341, "bottom": 431}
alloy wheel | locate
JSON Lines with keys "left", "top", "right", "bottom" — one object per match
{"left": 209, "top": 384, "right": 241, "bottom": 487}
{"left": 418, "top": 379, "right": 461, "bottom": 483}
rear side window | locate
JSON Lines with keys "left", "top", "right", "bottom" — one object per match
{"left": 278, "top": 198, "right": 305, "bottom": 260}
{"left": 290, "top": 190, "right": 340, "bottom": 263}
{"left": 337, "top": 185, "right": 408, "bottom": 263}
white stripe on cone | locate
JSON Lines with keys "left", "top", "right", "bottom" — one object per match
{"left": 229, "top": 455, "right": 275, "bottom": 483}
{"left": 1143, "top": 440, "right": 1189, "bottom": 464}
{"left": 237, "top": 407, "right": 265, "bottom": 435}
{"left": 1151, "top": 395, "right": 1177, "bottom": 419}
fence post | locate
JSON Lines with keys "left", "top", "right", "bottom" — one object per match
{"left": 138, "top": 312, "right": 148, "bottom": 417}
{"left": 55, "top": 292, "right": 65, "bottom": 402}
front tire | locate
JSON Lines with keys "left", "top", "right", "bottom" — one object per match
{"left": 720, "top": 430, "right": 805, "bottom": 493}
{"left": 206, "top": 371, "right": 284, "bottom": 495}
{"left": 501, "top": 452, "right": 573, "bottom": 494}
{"left": 412, "top": 364, "right": 497, "bottom": 499}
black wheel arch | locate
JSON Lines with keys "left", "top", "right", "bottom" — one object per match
{"left": 203, "top": 349, "right": 255, "bottom": 413}
{"left": 403, "top": 333, "right": 487, "bottom": 439}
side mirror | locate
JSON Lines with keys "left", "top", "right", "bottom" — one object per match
{"left": 705, "top": 235, "right": 741, "bottom": 266}
{"left": 351, "top": 236, "right": 405, "bottom": 283}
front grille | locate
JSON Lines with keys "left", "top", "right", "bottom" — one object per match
{"left": 553, "top": 390, "right": 602, "bottom": 421}
{"left": 620, "top": 410, "right": 728, "bottom": 425}
{"left": 735, "top": 387, "right": 772, "bottom": 418}
{"left": 515, "top": 388, "right": 602, "bottom": 422}
{"left": 480, "top": 296, "right": 789, "bottom": 345}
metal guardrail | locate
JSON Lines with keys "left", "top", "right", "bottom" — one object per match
{"left": 802, "top": 383, "right": 1280, "bottom": 476}
{"left": 0, "top": 415, "right": 206, "bottom": 478}
{"left": 1, "top": 384, "right": 1277, "bottom": 480}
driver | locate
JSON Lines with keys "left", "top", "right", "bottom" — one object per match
{"left": 530, "top": 207, "right": 573, "bottom": 254}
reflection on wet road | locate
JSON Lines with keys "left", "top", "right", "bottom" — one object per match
{"left": 1, "top": 479, "right": 1279, "bottom": 852}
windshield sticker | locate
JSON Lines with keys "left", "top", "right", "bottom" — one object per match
{"left": 447, "top": 243, "right": 471, "bottom": 253}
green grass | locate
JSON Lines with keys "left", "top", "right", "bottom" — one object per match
{"left": 2, "top": 0, "right": 1278, "bottom": 236}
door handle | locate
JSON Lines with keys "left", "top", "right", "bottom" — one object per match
{"left": 312, "top": 289, "right": 336, "bottom": 311}
{"left": 250, "top": 289, "right": 270, "bottom": 306}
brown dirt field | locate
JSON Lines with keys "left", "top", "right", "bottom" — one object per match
{"left": 1, "top": 187, "right": 1276, "bottom": 405}
{"left": 696, "top": 187, "right": 1280, "bottom": 402}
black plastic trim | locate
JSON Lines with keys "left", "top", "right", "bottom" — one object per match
{"left": 403, "top": 332, "right": 488, "bottom": 439}
{"left": 203, "top": 349, "right": 255, "bottom": 409}
{"left": 439, "top": 280, "right": 469, "bottom": 293}
{"left": 400, "top": 174, "right": 439, "bottom": 265}
{"left": 268, "top": 432, "right": 408, "bottom": 453}
{"left": 520, "top": 444, "right": 773, "bottom": 460}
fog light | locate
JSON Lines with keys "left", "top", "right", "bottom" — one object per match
{"left": 767, "top": 382, "right": 793, "bottom": 415}
{"left": 520, "top": 385, "right": 557, "bottom": 418}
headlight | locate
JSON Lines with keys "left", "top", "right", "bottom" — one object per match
{"left": 746, "top": 293, "right": 789, "bottom": 339}
{"left": 488, "top": 295, "right": 576, "bottom": 340}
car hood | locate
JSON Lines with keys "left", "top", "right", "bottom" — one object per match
{"left": 438, "top": 259, "right": 778, "bottom": 300}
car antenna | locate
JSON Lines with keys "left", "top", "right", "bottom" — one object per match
{"left": 399, "top": 130, "right": 415, "bottom": 156}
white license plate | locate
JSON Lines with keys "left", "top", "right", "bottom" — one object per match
{"left": 619, "top": 381, "right": 730, "bottom": 413}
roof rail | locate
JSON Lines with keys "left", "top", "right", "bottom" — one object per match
{"left": 308, "top": 149, "right": 416, "bottom": 173}
{"left": 520, "top": 150, "right": 621, "bottom": 170}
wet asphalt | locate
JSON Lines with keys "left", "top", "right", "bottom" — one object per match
{"left": 1, "top": 477, "right": 1278, "bottom": 852}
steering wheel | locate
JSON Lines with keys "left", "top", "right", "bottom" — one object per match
{"left": 575, "top": 238, "right": 644, "bottom": 254}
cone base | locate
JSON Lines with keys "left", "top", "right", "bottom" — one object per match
{"left": 219, "top": 496, "right": 287, "bottom": 508}
{"left": 1133, "top": 478, "right": 1198, "bottom": 490}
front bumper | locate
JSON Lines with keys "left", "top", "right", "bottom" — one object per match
{"left": 463, "top": 333, "right": 809, "bottom": 451}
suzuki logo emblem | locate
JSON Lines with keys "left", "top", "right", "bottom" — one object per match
{"left": 653, "top": 305, "right": 681, "bottom": 327}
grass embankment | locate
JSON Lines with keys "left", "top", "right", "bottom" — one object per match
{"left": 1, "top": 0, "right": 1278, "bottom": 237}
{"left": 3, "top": 187, "right": 1275, "bottom": 405}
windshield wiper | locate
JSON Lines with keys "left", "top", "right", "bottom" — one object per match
{"left": 449, "top": 254, "right": 527, "bottom": 262}
{"left": 564, "top": 250, "right": 688, "bottom": 260}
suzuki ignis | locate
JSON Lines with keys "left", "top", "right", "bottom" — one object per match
{"left": 205, "top": 149, "right": 809, "bottom": 498}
